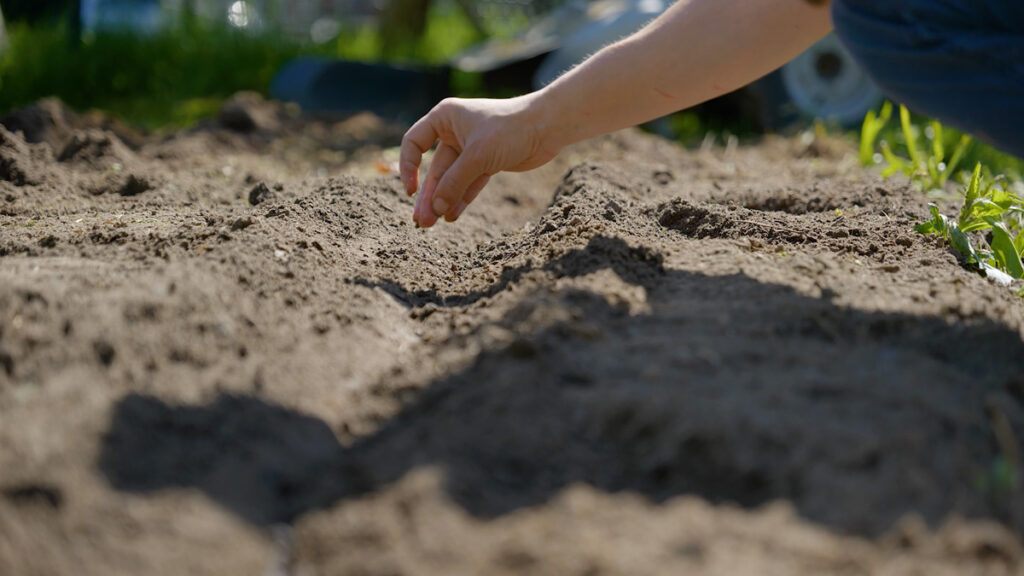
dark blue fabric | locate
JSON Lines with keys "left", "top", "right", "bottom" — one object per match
{"left": 832, "top": 0, "right": 1024, "bottom": 159}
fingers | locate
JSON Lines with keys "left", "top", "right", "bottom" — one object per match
{"left": 413, "top": 177, "right": 435, "bottom": 228}
{"left": 400, "top": 115, "right": 440, "bottom": 196}
{"left": 446, "top": 174, "right": 490, "bottom": 222}
{"left": 415, "top": 146, "right": 490, "bottom": 227}
{"left": 414, "top": 143, "right": 458, "bottom": 228}
{"left": 461, "top": 174, "right": 490, "bottom": 206}
{"left": 431, "top": 149, "right": 488, "bottom": 221}
{"left": 403, "top": 98, "right": 494, "bottom": 228}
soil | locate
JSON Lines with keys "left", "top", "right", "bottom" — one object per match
{"left": 2, "top": 93, "right": 1024, "bottom": 575}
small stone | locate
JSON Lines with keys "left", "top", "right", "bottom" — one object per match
{"left": 117, "top": 173, "right": 152, "bottom": 196}
{"left": 231, "top": 217, "right": 254, "bottom": 231}
{"left": 93, "top": 340, "right": 115, "bottom": 366}
{"left": 218, "top": 92, "right": 280, "bottom": 133}
{"left": 249, "top": 182, "right": 275, "bottom": 206}
{"left": 0, "top": 346, "right": 13, "bottom": 376}
{"left": 507, "top": 338, "right": 538, "bottom": 358}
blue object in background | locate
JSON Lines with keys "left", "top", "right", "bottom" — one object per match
{"left": 833, "top": 0, "right": 1024, "bottom": 159}
{"left": 271, "top": 57, "right": 449, "bottom": 122}
{"left": 80, "top": 0, "right": 164, "bottom": 34}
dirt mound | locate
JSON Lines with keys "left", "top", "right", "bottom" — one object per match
{"left": 655, "top": 197, "right": 921, "bottom": 257}
{"left": 87, "top": 172, "right": 155, "bottom": 197}
{"left": 2, "top": 96, "right": 1024, "bottom": 575}
{"left": 321, "top": 112, "right": 407, "bottom": 153}
{"left": 731, "top": 181, "right": 908, "bottom": 214}
{"left": 218, "top": 91, "right": 290, "bottom": 133}
{"left": 0, "top": 98, "right": 74, "bottom": 150}
{"left": 52, "top": 129, "right": 157, "bottom": 197}
{"left": 57, "top": 129, "right": 137, "bottom": 168}
{"left": 0, "top": 98, "right": 146, "bottom": 152}
{"left": 0, "top": 125, "right": 52, "bottom": 186}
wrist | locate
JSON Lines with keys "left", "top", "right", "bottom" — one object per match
{"left": 520, "top": 87, "right": 578, "bottom": 154}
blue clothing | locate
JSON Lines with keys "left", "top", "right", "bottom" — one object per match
{"left": 832, "top": 0, "right": 1024, "bottom": 159}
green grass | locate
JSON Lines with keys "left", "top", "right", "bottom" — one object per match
{"left": 0, "top": 4, "right": 481, "bottom": 129}
{"left": 860, "top": 101, "right": 1024, "bottom": 189}
{"left": 0, "top": 19, "right": 300, "bottom": 128}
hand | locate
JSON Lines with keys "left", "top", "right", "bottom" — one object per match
{"left": 400, "top": 0, "right": 832, "bottom": 227}
{"left": 400, "top": 94, "right": 563, "bottom": 228}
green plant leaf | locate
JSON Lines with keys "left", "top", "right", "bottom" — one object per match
{"left": 949, "top": 226, "right": 978, "bottom": 262}
{"left": 859, "top": 111, "right": 879, "bottom": 166}
{"left": 960, "top": 199, "right": 1006, "bottom": 232}
{"left": 991, "top": 187, "right": 1019, "bottom": 211}
{"left": 900, "top": 105, "right": 922, "bottom": 173}
{"left": 917, "top": 204, "right": 950, "bottom": 236}
{"left": 880, "top": 141, "right": 907, "bottom": 178}
{"left": 985, "top": 217, "right": 1024, "bottom": 278}
{"left": 930, "top": 120, "right": 945, "bottom": 164}
{"left": 959, "top": 163, "right": 984, "bottom": 227}
{"left": 859, "top": 101, "right": 892, "bottom": 166}
{"left": 959, "top": 220, "right": 990, "bottom": 234}
{"left": 942, "top": 134, "right": 972, "bottom": 184}
{"left": 927, "top": 157, "right": 941, "bottom": 189}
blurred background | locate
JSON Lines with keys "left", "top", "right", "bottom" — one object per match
{"left": 0, "top": 0, "right": 891, "bottom": 139}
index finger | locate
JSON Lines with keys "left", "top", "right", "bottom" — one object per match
{"left": 400, "top": 116, "right": 440, "bottom": 196}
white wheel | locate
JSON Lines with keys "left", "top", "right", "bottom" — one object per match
{"left": 780, "top": 34, "right": 881, "bottom": 126}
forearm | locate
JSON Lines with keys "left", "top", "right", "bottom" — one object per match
{"left": 531, "top": 0, "right": 833, "bottom": 147}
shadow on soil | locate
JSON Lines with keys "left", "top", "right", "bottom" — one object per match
{"left": 99, "top": 237, "right": 1024, "bottom": 536}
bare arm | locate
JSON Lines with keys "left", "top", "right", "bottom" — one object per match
{"left": 536, "top": 0, "right": 833, "bottom": 147}
{"left": 402, "top": 0, "right": 833, "bottom": 227}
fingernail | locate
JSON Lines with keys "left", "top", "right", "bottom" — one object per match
{"left": 432, "top": 197, "right": 449, "bottom": 216}
{"left": 453, "top": 201, "right": 467, "bottom": 219}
